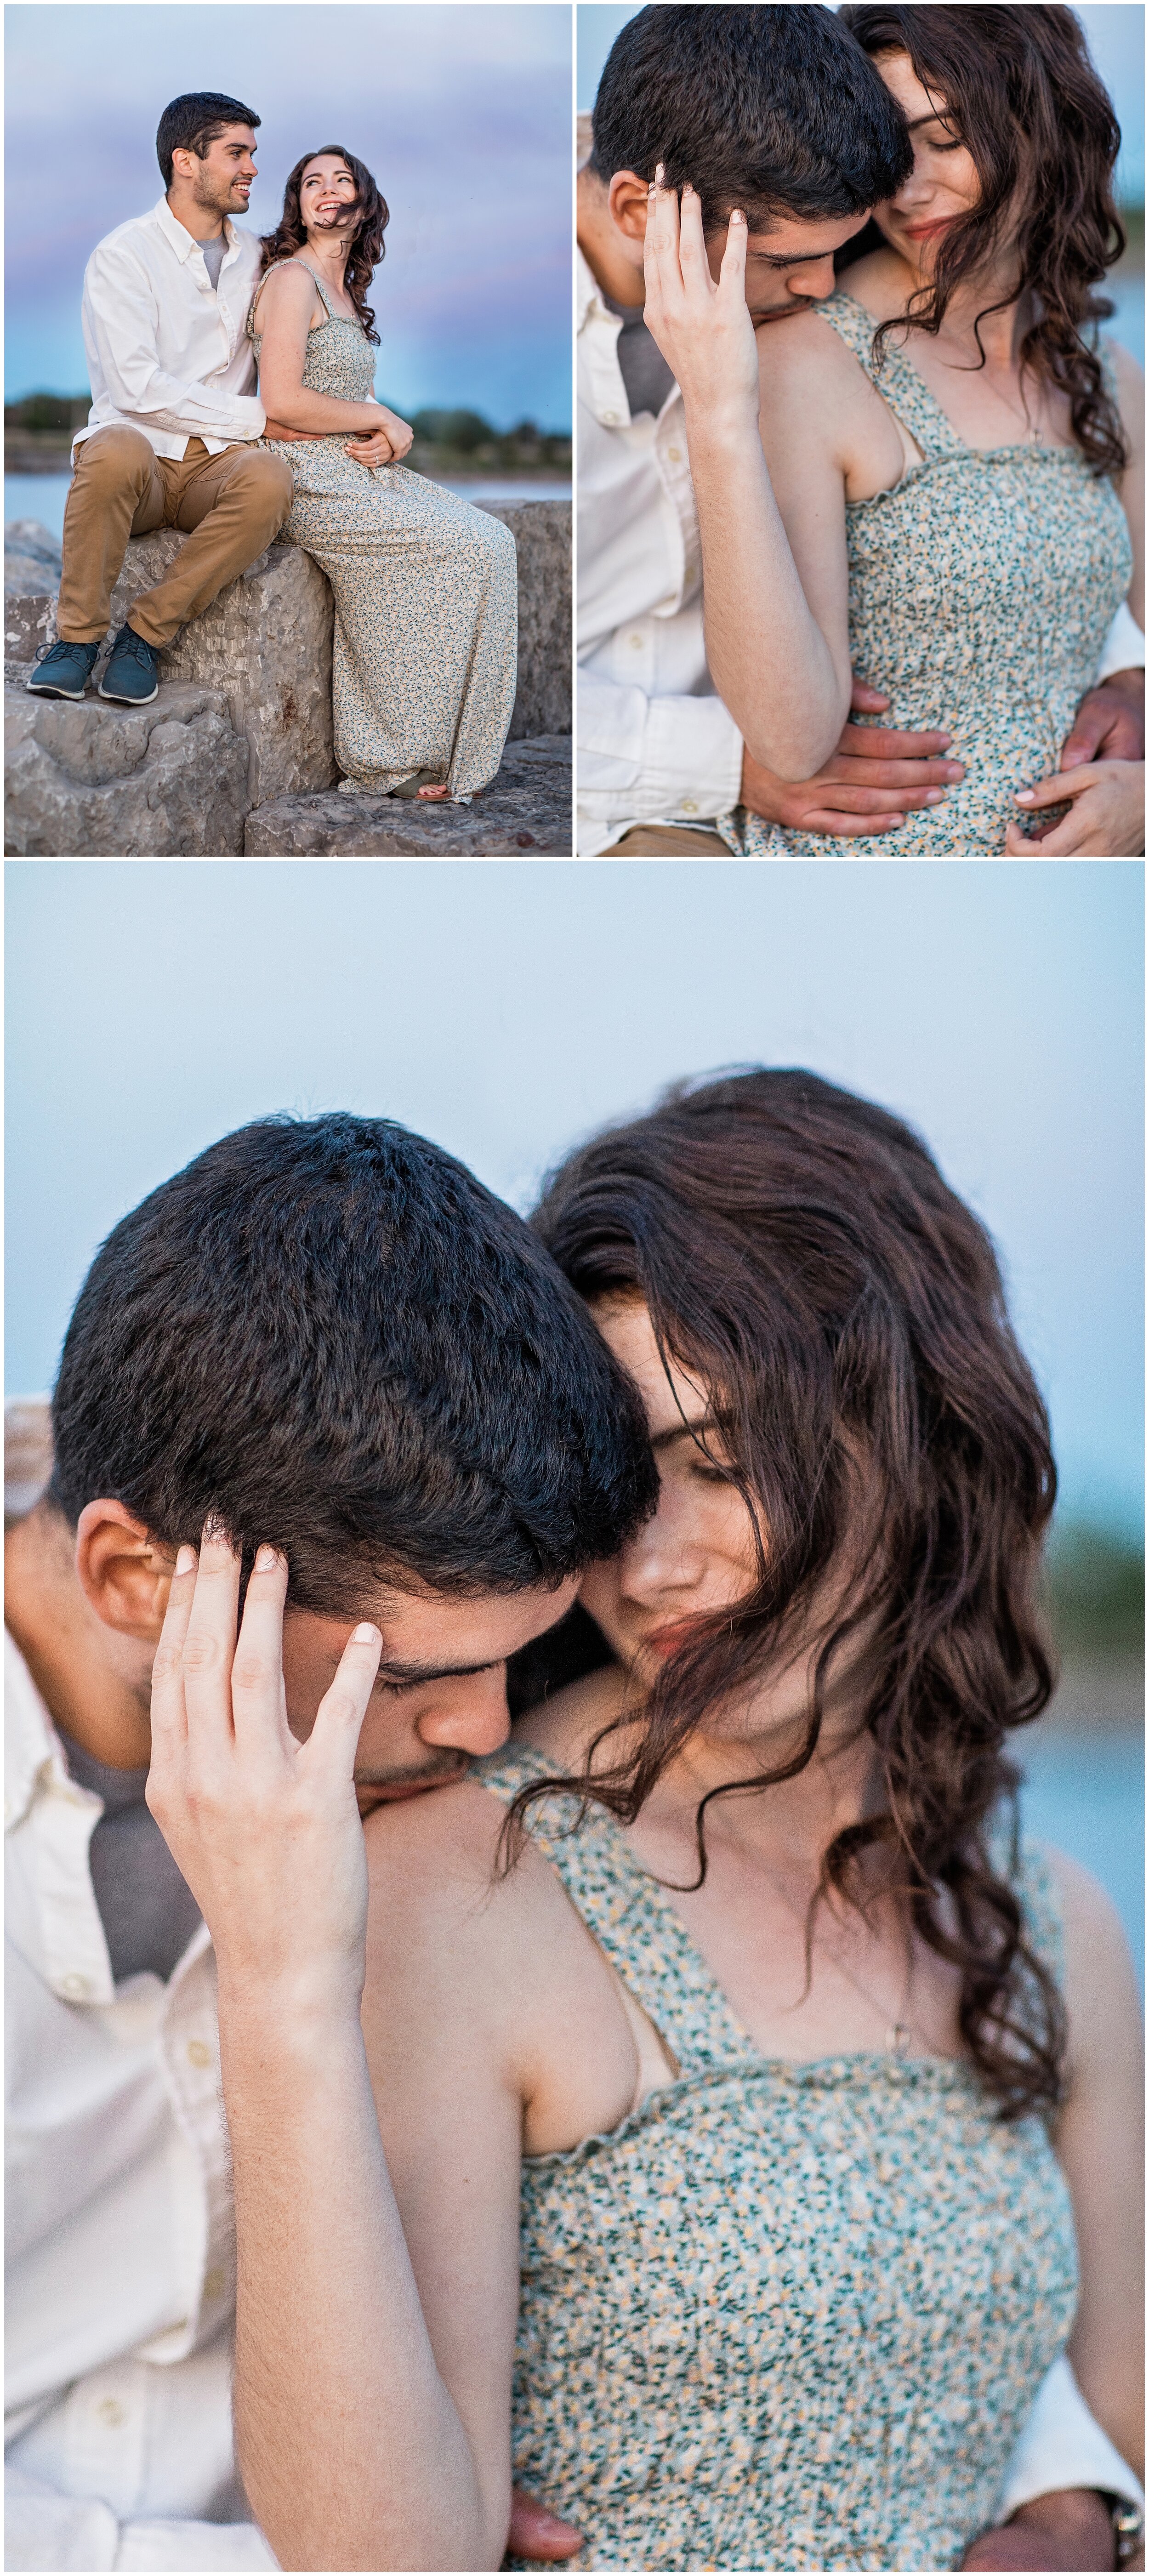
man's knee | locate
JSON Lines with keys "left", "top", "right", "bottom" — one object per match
{"left": 227, "top": 449, "right": 295, "bottom": 529}
{"left": 71, "top": 426, "right": 155, "bottom": 495}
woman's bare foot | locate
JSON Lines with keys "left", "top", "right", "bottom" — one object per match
{"left": 416, "top": 784, "right": 450, "bottom": 800}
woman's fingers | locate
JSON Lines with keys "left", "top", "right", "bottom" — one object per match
{"left": 717, "top": 206, "right": 748, "bottom": 304}
{"left": 643, "top": 164, "right": 678, "bottom": 314}
{"left": 307, "top": 1622, "right": 383, "bottom": 1774}
{"left": 181, "top": 1525, "right": 243, "bottom": 1745}
{"left": 230, "top": 1545, "right": 291, "bottom": 1745}
{"left": 677, "top": 182, "right": 711, "bottom": 284}
{"left": 149, "top": 1541, "right": 199, "bottom": 1751}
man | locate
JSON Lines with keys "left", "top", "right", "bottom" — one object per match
{"left": 575, "top": 8, "right": 1145, "bottom": 857}
{"left": 27, "top": 94, "right": 294, "bottom": 711}
{"left": 5, "top": 1112, "right": 654, "bottom": 2571}
{"left": 6, "top": 1118, "right": 1140, "bottom": 2574}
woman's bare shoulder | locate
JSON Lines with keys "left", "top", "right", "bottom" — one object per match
{"left": 835, "top": 243, "right": 914, "bottom": 322}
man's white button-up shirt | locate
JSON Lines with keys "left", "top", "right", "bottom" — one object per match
{"left": 74, "top": 197, "right": 266, "bottom": 464}
{"left": 5, "top": 1617, "right": 276, "bottom": 2570}
{"left": 576, "top": 247, "right": 744, "bottom": 855}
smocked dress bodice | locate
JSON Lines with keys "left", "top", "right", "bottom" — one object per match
{"left": 479, "top": 1742, "right": 1079, "bottom": 2571}
{"left": 718, "top": 290, "right": 1133, "bottom": 855}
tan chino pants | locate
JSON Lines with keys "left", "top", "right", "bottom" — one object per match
{"left": 608, "top": 823, "right": 729, "bottom": 854}
{"left": 57, "top": 426, "right": 294, "bottom": 647}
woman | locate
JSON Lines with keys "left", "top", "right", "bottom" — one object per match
{"left": 643, "top": 6, "right": 1143, "bottom": 854}
{"left": 250, "top": 147, "right": 517, "bottom": 800}
{"left": 152, "top": 1073, "right": 1142, "bottom": 2571}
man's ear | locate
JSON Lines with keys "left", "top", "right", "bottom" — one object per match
{"left": 607, "top": 170, "right": 652, "bottom": 241}
{"left": 75, "top": 1501, "right": 174, "bottom": 1642}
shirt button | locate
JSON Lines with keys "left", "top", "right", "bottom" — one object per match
{"left": 95, "top": 2398, "right": 128, "bottom": 2428}
{"left": 667, "top": 444, "right": 683, "bottom": 462}
{"left": 186, "top": 2038, "right": 212, "bottom": 2068}
{"left": 630, "top": 635, "right": 644, "bottom": 651}
{"left": 203, "top": 2266, "right": 227, "bottom": 2301}
{"left": 680, "top": 799, "right": 700, "bottom": 815}
{"left": 60, "top": 1972, "right": 91, "bottom": 2000}
{"left": 601, "top": 409, "right": 619, "bottom": 426}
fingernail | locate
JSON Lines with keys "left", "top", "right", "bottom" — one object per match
{"left": 254, "top": 1544, "right": 279, "bottom": 1573}
{"left": 1015, "top": 789, "right": 1035, "bottom": 804}
{"left": 937, "top": 734, "right": 952, "bottom": 746}
{"left": 175, "top": 1545, "right": 197, "bottom": 1576}
{"left": 655, "top": 162, "right": 665, "bottom": 185}
{"left": 925, "top": 789, "right": 944, "bottom": 803}
{"left": 730, "top": 209, "right": 745, "bottom": 225}
{"left": 353, "top": 1622, "right": 381, "bottom": 1644}
{"left": 946, "top": 764, "right": 965, "bottom": 780}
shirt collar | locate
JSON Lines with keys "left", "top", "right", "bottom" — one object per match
{"left": 578, "top": 244, "right": 622, "bottom": 334}
{"left": 154, "top": 195, "right": 237, "bottom": 265}
{"left": 5, "top": 1627, "right": 74, "bottom": 1831}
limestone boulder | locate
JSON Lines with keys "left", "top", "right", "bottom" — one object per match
{"left": 103, "top": 532, "right": 337, "bottom": 804}
{"left": 5, "top": 519, "right": 64, "bottom": 668}
{"left": 245, "top": 734, "right": 572, "bottom": 856}
{"left": 5, "top": 674, "right": 249, "bottom": 855}
{"left": 478, "top": 501, "right": 571, "bottom": 739}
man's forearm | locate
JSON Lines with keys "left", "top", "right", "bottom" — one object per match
{"left": 685, "top": 419, "right": 846, "bottom": 779}
{"left": 221, "top": 1991, "right": 495, "bottom": 2574}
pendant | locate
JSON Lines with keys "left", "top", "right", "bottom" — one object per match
{"left": 886, "top": 2022, "right": 912, "bottom": 2059}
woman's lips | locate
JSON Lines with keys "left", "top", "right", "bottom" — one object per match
{"left": 642, "top": 1620, "right": 704, "bottom": 1660}
{"left": 900, "top": 216, "right": 953, "bottom": 240}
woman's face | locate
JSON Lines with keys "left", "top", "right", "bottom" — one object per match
{"left": 870, "top": 49, "right": 982, "bottom": 274}
{"left": 300, "top": 156, "right": 360, "bottom": 236}
{"left": 579, "top": 1297, "right": 760, "bottom": 1689}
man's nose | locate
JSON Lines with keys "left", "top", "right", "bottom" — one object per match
{"left": 416, "top": 1670, "right": 511, "bottom": 1760}
{"left": 787, "top": 257, "right": 836, "bottom": 300}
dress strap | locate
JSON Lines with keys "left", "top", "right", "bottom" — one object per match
{"left": 247, "top": 257, "right": 345, "bottom": 338}
{"left": 476, "top": 1741, "right": 756, "bottom": 2072}
{"left": 819, "top": 288, "right": 960, "bottom": 462}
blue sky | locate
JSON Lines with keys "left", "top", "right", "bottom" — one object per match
{"left": 6, "top": 860, "right": 1143, "bottom": 1541}
{"left": 5, "top": 3, "right": 572, "bottom": 428}
{"left": 578, "top": 3, "right": 1146, "bottom": 200}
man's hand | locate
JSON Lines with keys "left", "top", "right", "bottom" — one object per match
{"left": 1005, "top": 760, "right": 1145, "bottom": 855}
{"left": 1061, "top": 669, "right": 1144, "bottom": 770}
{"left": 961, "top": 2490, "right": 1116, "bottom": 2571}
{"left": 147, "top": 1530, "right": 382, "bottom": 2014}
{"left": 507, "top": 2490, "right": 585, "bottom": 2562}
{"left": 740, "top": 676, "right": 964, "bottom": 834}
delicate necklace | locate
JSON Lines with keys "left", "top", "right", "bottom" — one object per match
{"left": 738, "top": 1848, "right": 925, "bottom": 2059}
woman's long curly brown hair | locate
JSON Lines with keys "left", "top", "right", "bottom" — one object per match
{"left": 258, "top": 144, "right": 389, "bottom": 344}
{"left": 508, "top": 1069, "right": 1066, "bottom": 2123}
{"left": 839, "top": 5, "right": 1128, "bottom": 477}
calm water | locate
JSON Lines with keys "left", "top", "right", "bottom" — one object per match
{"left": 4, "top": 472, "right": 570, "bottom": 545}
{"left": 1018, "top": 1729, "right": 1143, "bottom": 1985}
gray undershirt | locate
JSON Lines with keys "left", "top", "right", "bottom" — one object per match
{"left": 603, "top": 291, "right": 676, "bottom": 422}
{"left": 57, "top": 1724, "right": 203, "bottom": 1984}
{"left": 200, "top": 233, "right": 228, "bottom": 291}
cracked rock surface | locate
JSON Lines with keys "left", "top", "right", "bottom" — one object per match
{"left": 5, "top": 671, "right": 249, "bottom": 854}
{"left": 244, "top": 734, "right": 572, "bottom": 855}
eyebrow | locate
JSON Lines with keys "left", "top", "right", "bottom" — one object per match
{"left": 375, "top": 1655, "right": 502, "bottom": 1685}
{"left": 650, "top": 1413, "right": 719, "bottom": 1453}
{"left": 749, "top": 244, "right": 839, "bottom": 265}
{"left": 906, "top": 111, "right": 956, "bottom": 131}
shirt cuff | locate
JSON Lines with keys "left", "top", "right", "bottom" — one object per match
{"left": 115, "top": 2521, "right": 279, "bottom": 2571}
{"left": 995, "top": 2355, "right": 1145, "bottom": 2523}
{"left": 640, "top": 691, "right": 745, "bottom": 822}
{"left": 1096, "top": 600, "right": 1145, "bottom": 683}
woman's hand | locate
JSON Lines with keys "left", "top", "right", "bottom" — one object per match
{"left": 146, "top": 1528, "right": 382, "bottom": 2016}
{"left": 642, "top": 168, "right": 760, "bottom": 442}
{"left": 345, "top": 425, "right": 396, "bottom": 467}
{"left": 1005, "top": 761, "right": 1145, "bottom": 854}
{"left": 960, "top": 2491, "right": 1117, "bottom": 2570}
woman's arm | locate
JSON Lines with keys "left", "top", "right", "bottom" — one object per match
{"left": 1052, "top": 1848, "right": 1144, "bottom": 2480}
{"left": 252, "top": 263, "right": 396, "bottom": 436}
{"left": 642, "top": 178, "right": 852, "bottom": 780}
{"left": 146, "top": 1536, "right": 516, "bottom": 2573}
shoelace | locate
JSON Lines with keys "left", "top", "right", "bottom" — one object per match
{"left": 33, "top": 637, "right": 96, "bottom": 666}
{"left": 114, "top": 628, "right": 159, "bottom": 669}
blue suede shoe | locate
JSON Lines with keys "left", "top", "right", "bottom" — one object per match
{"left": 26, "top": 637, "right": 101, "bottom": 699}
{"left": 99, "top": 623, "right": 161, "bottom": 705}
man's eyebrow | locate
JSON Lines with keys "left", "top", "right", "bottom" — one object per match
{"left": 747, "top": 244, "right": 846, "bottom": 266}
{"left": 650, "top": 1413, "right": 718, "bottom": 1453}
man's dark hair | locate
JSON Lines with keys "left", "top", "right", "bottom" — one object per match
{"left": 50, "top": 1114, "right": 657, "bottom": 1617}
{"left": 589, "top": 5, "right": 911, "bottom": 228}
{"left": 157, "top": 93, "right": 261, "bottom": 191}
